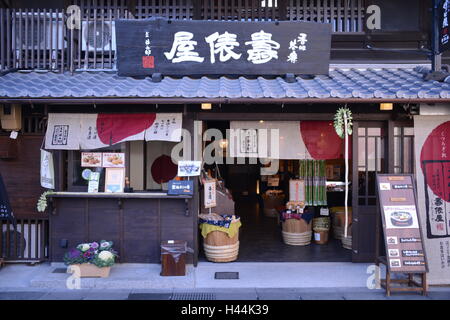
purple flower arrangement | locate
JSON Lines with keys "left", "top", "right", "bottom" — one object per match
{"left": 64, "top": 240, "right": 117, "bottom": 267}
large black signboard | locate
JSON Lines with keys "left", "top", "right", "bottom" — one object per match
{"left": 376, "top": 174, "right": 428, "bottom": 273}
{"left": 439, "top": 0, "right": 450, "bottom": 53}
{"left": 115, "top": 18, "right": 332, "bottom": 77}
{"left": 0, "top": 173, "right": 14, "bottom": 222}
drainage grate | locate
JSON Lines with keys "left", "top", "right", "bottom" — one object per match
{"left": 128, "top": 293, "right": 172, "bottom": 300}
{"left": 171, "top": 292, "right": 216, "bottom": 300}
{"left": 215, "top": 272, "right": 239, "bottom": 279}
{"left": 52, "top": 268, "right": 67, "bottom": 273}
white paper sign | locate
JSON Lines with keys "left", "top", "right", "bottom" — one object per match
{"left": 40, "top": 149, "right": 55, "bottom": 189}
{"left": 204, "top": 180, "right": 217, "bottom": 209}
{"left": 105, "top": 168, "right": 125, "bottom": 193}
{"left": 289, "top": 179, "right": 306, "bottom": 202}
{"left": 177, "top": 160, "right": 202, "bottom": 177}
{"left": 88, "top": 172, "right": 100, "bottom": 193}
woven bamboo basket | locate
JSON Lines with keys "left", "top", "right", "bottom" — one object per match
{"left": 203, "top": 222, "right": 239, "bottom": 262}
{"left": 281, "top": 218, "right": 312, "bottom": 246}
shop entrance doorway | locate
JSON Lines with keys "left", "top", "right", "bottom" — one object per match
{"left": 198, "top": 120, "right": 353, "bottom": 263}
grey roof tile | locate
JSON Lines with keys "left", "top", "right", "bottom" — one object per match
{"left": 1, "top": 68, "right": 450, "bottom": 100}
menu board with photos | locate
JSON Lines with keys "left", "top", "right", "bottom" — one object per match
{"left": 376, "top": 174, "right": 428, "bottom": 273}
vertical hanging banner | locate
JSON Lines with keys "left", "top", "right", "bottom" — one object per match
{"left": 414, "top": 116, "right": 450, "bottom": 284}
{"left": 439, "top": 0, "right": 450, "bottom": 53}
{"left": 40, "top": 149, "right": 55, "bottom": 189}
{"left": 115, "top": 18, "right": 332, "bottom": 76}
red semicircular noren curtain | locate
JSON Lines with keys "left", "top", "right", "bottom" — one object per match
{"left": 300, "top": 121, "right": 346, "bottom": 160}
{"left": 97, "top": 113, "right": 157, "bottom": 145}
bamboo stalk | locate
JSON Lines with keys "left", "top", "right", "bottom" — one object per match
{"left": 344, "top": 113, "right": 349, "bottom": 238}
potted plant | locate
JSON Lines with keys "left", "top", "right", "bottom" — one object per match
{"left": 64, "top": 240, "right": 117, "bottom": 278}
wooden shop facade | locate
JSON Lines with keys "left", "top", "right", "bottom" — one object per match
{"left": 1, "top": 0, "right": 450, "bottom": 273}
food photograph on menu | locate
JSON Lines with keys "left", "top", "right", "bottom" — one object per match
{"left": 383, "top": 205, "right": 420, "bottom": 229}
{"left": 81, "top": 152, "right": 102, "bottom": 167}
{"left": 102, "top": 153, "right": 125, "bottom": 168}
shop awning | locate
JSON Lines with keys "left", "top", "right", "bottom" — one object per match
{"left": 1, "top": 66, "right": 450, "bottom": 102}
{"left": 229, "top": 120, "right": 348, "bottom": 160}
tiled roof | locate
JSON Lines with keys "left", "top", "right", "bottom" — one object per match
{"left": 1, "top": 67, "right": 450, "bottom": 100}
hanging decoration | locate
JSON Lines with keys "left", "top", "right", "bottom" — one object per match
{"left": 333, "top": 106, "right": 353, "bottom": 238}
{"left": 333, "top": 107, "right": 353, "bottom": 138}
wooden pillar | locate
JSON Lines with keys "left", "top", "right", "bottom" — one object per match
{"left": 278, "top": 0, "right": 287, "bottom": 21}
{"left": 193, "top": 0, "right": 202, "bottom": 19}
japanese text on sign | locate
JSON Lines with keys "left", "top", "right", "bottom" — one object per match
{"left": 116, "top": 18, "right": 332, "bottom": 76}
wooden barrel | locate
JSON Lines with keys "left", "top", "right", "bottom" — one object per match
{"left": 281, "top": 218, "right": 312, "bottom": 246}
{"left": 203, "top": 223, "right": 239, "bottom": 262}
{"left": 204, "top": 241, "right": 240, "bottom": 262}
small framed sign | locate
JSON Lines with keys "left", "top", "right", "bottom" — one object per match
{"left": 105, "top": 168, "right": 125, "bottom": 193}
{"left": 177, "top": 160, "right": 202, "bottom": 177}
{"left": 289, "top": 179, "right": 306, "bottom": 202}
{"left": 88, "top": 171, "right": 101, "bottom": 193}
{"left": 81, "top": 152, "right": 102, "bottom": 167}
{"left": 103, "top": 153, "right": 125, "bottom": 168}
{"left": 168, "top": 180, "right": 194, "bottom": 195}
